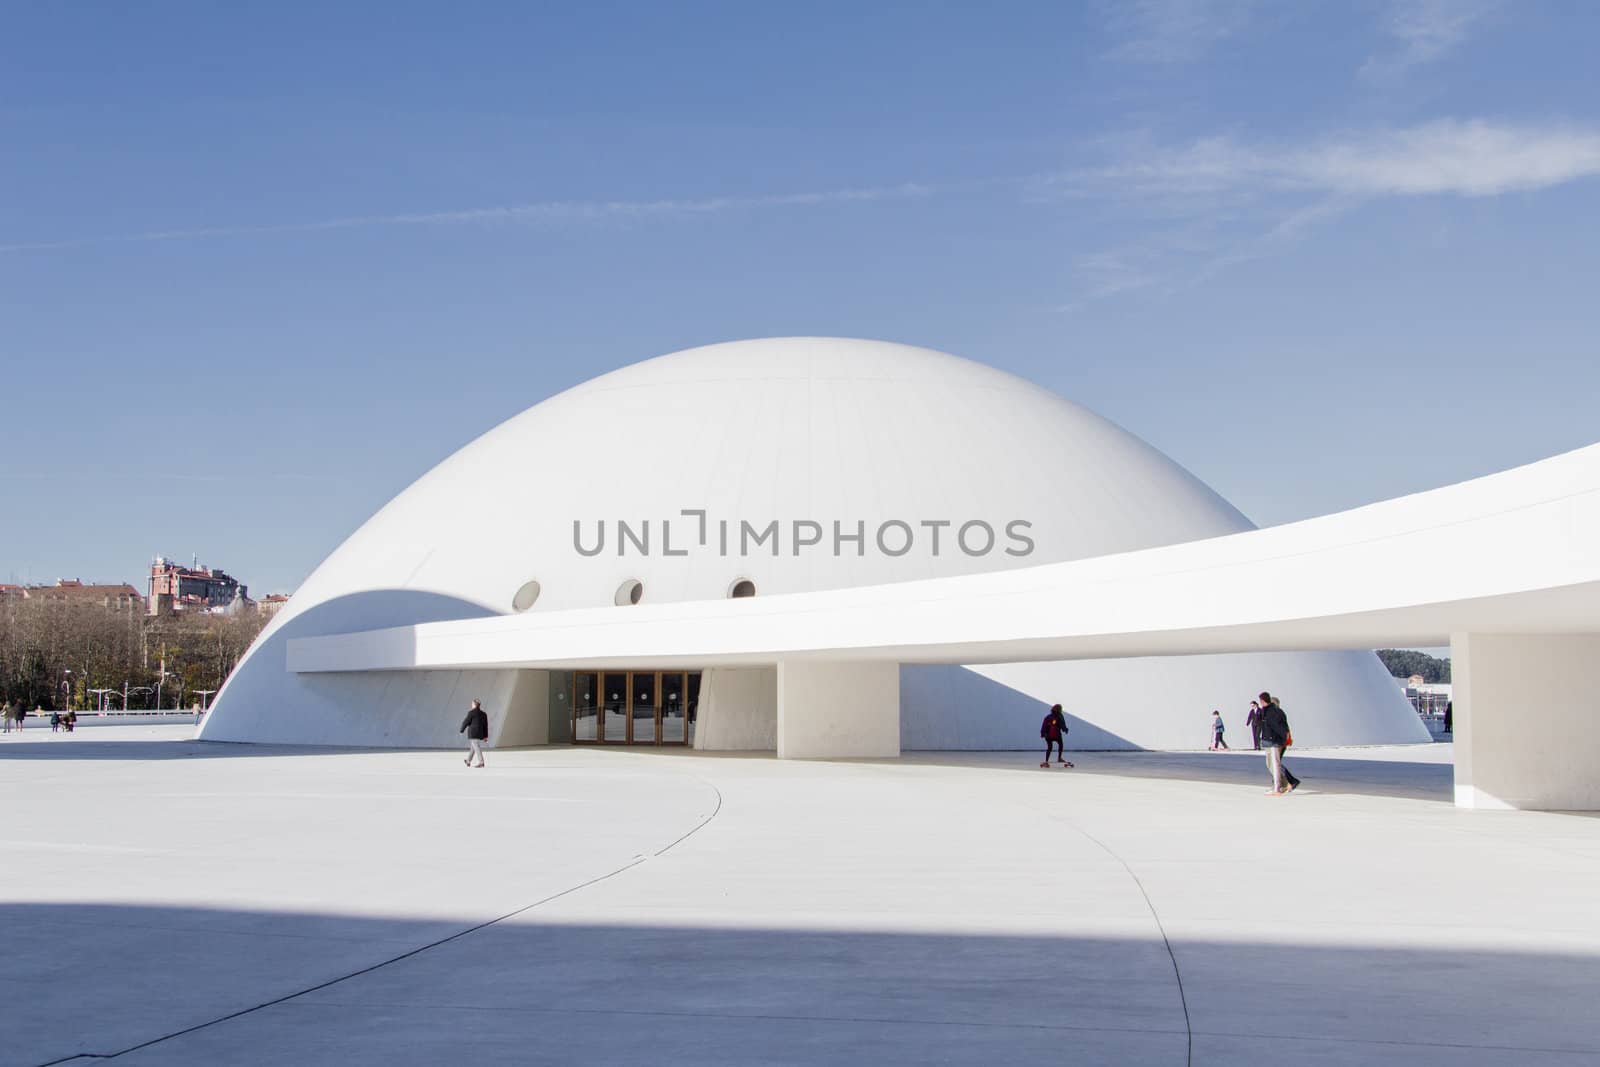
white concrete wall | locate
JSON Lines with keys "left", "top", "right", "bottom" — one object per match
{"left": 902, "top": 651, "right": 1427, "bottom": 751}
{"left": 777, "top": 660, "right": 900, "bottom": 759}
{"left": 201, "top": 666, "right": 523, "bottom": 749}
{"left": 901, "top": 664, "right": 1133, "bottom": 750}
{"left": 1453, "top": 632, "right": 1600, "bottom": 810}
{"left": 695, "top": 667, "right": 777, "bottom": 750}
{"left": 493, "top": 670, "right": 550, "bottom": 748}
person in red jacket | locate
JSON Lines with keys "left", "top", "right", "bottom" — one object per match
{"left": 1040, "top": 704, "right": 1073, "bottom": 768}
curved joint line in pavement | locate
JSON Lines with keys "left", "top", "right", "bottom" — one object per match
{"left": 32, "top": 773, "right": 726, "bottom": 1066}
{"left": 1041, "top": 810, "right": 1194, "bottom": 1067}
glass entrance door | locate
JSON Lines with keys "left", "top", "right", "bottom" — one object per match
{"left": 686, "top": 672, "right": 700, "bottom": 746}
{"left": 660, "top": 672, "right": 686, "bottom": 743}
{"left": 569, "top": 670, "right": 700, "bottom": 747}
{"left": 601, "top": 672, "right": 628, "bottom": 743}
{"left": 574, "top": 672, "right": 598, "bottom": 741}
{"left": 631, "top": 672, "right": 657, "bottom": 743}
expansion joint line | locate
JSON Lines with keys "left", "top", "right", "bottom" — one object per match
{"left": 33, "top": 776, "right": 725, "bottom": 1066}
{"left": 1024, "top": 799, "right": 1190, "bottom": 1067}
{"left": 1072, "top": 824, "right": 1194, "bottom": 1067}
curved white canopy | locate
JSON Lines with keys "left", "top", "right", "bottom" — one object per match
{"left": 290, "top": 440, "right": 1600, "bottom": 672}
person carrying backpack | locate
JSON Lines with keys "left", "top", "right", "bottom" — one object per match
{"left": 1039, "top": 704, "right": 1073, "bottom": 769}
{"left": 1257, "top": 691, "right": 1300, "bottom": 795}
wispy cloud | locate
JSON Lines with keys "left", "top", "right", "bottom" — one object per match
{"left": 1362, "top": 0, "right": 1500, "bottom": 81}
{"left": 10, "top": 115, "right": 1596, "bottom": 315}
{"left": 1072, "top": 119, "right": 1600, "bottom": 199}
{"left": 1100, "top": 0, "right": 1260, "bottom": 63}
{"left": 1055, "top": 118, "right": 1600, "bottom": 308}
{"left": 0, "top": 183, "right": 935, "bottom": 255}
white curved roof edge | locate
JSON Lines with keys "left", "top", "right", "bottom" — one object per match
{"left": 288, "top": 441, "right": 1600, "bottom": 673}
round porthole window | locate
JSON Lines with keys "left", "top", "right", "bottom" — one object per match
{"left": 729, "top": 578, "right": 756, "bottom": 598}
{"left": 615, "top": 579, "right": 644, "bottom": 606}
{"left": 511, "top": 580, "right": 542, "bottom": 612}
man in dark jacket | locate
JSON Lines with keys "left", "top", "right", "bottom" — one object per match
{"left": 1256, "top": 692, "right": 1299, "bottom": 794}
{"left": 460, "top": 699, "right": 489, "bottom": 768}
{"left": 1245, "top": 700, "right": 1263, "bottom": 749}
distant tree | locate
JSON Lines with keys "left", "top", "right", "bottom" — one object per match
{"left": 0, "top": 597, "right": 269, "bottom": 709}
{"left": 1376, "top": 649, "right": 1451, "bottom": 683}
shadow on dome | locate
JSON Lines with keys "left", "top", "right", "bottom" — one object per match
{"left": 902, "top": 664, "right": 1139, "bottom": 751}
{"left": 200, "top": 589, "right": 502, "bottom": 746}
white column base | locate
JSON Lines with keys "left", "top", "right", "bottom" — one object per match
{"left": 1453, "top": 632, "right": 1600, "bottom": 811}
{"left": 1453, "top": 784, "right": 1515, "bottom": 810}
{"left": 776, "top": 660, "right": 900, "bottom": 760}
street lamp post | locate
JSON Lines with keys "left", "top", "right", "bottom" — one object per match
{"left": 61, "top": 668, "right": 72, "bottom": 712}
{"left": 192, "top": 688, "right": 216, "bottom": 723}
{"left": 89, "top": 688, "right": 116, "bottom": 713}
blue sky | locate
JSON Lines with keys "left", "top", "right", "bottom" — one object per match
{"left": 3, "top": 1, "right": 1598, "bottom": 595}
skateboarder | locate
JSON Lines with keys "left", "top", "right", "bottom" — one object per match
{"left": 1040, "top": 704, "right": 1073, "bottom": 768}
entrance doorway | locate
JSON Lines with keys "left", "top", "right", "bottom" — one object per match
{"left": 571, "top": 670, "right": 700, "bottom": 745}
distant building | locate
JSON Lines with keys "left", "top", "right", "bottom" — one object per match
{"left": 1400, "top": 679, "right": 1452, "bottom": 717}
{"left": 6, "top": 579, "right": 143, "bottom": 612}
{"left": 258, "top": 593, "right": 291, "bottom": 618}
{"left": 148, "top": 558, "right": 248, "bottom": 615}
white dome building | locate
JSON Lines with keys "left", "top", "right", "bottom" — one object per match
{"left": 202, "top": 338, "right": 1426, "bottom": 751}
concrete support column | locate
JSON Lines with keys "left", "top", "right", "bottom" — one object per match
{"left": 776, "top": 660, "right": 900, "bottom": 760}
{"left": 1453, "top": 632, "right": 1600, "bottom": 811}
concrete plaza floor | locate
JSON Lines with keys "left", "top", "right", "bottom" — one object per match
{"left": 3, "top": 725, "right": 1598, "bottom": 1066}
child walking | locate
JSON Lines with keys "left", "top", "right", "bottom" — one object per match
{"left": 1209, "top": 710, "right": 1229, "bottom": 750}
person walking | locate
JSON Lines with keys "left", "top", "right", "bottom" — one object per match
{"left": 11, "top": 704, "right": 23, "bottom": 733}
{"left": 459, "top": 699, "right": 489, "bottom": 768}
{"left": 50, "top": 710, "right": 61, "bottom": 733}
{"left": 1039, "top": 704, "right": 1073, "bottom": 768}
{"left": 1209, "top": 710, "right": 1229, "bottom": 750}
{"left": 1, "top": 701, "right": 14, "bottom": 733}
{"left": 1245, "top": 700, "right": 1263, "bottom": 750}
{"left": 1257, "top": 691, "right": 1300, "bottom": 795}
